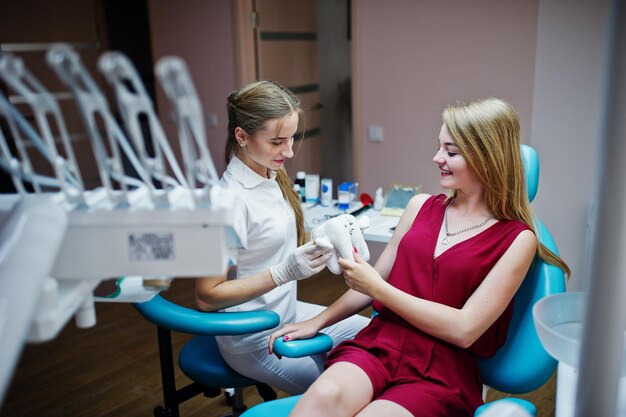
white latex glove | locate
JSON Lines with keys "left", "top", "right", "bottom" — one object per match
{"left": 270, "top": 241, "right": 331, "bottom": 286}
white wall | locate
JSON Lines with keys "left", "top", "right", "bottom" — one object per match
{"left": 530, "top": 0, "right": 612, "bottom": 290}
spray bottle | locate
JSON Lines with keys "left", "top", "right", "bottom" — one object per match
{"left": 374, "top": 187, "right": 384, "bottom": 210}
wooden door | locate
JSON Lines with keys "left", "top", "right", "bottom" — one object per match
{"left": 235, "top": 0, "right": 322, "bottom": 176}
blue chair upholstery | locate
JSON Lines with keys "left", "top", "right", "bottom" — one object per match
{"left": 273, "top": 333, "right": 333, "bottom": 358}
{"left": 240, "top": 144, "right": 566, "bottom": 417}
{"left": 477, "top": 221, "right": 565, "bottom": 393}
{"left": 241, "top": 395, "right": 302, "bottom": 416}
{"left": 477, "top": 146, "right": 566, "bottom": 403}
{"left": 475, "top": 216, "right": 566, "bottom": 416}
{"left": 134, "top": 294, "right": 280, "bottom": 417}
{"left": 521, "top": 144, "right": 539, "bottom": 203}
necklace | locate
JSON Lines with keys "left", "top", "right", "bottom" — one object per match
{"left": 441, "top": 198, "right": 492, "bottom": 245}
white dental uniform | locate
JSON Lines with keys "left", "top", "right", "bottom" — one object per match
{"left": 216, "top": 156, "right": 368, "bottom": 394}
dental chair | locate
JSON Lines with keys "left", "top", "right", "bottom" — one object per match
{"left": 239, "top": 144, "right": 567, "bottom": 417}
{"left": 134, "top": 294, "right": 280, "bottom": 417}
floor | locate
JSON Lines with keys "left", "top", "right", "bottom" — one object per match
{"left": 1, "top": 272, "right": 556, "bottom": 417}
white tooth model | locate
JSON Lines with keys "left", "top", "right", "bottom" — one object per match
{"left": 311, "top": 214, "right": 370, "bottom": 274}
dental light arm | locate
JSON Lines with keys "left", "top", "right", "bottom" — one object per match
{"left": 155, "top": 56, "right": 220, "bottom": 207}
{"left": 98, "top": 52, "right": 189, "bottom": 208}
{"left": 46, "top": 45, "right": 145, "bottom": 208}
{"left": 0, "top": 53, "right": 85, "bottom": 208}
{"left": 0, "top": 46, "right": 245, "bottom": 400}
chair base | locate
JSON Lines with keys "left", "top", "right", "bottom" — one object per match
{"left": 153, "top": 327, "right": 276, "bottom": 417}
{"left": 217, "top": 387, "right": 248, "bottom": 417}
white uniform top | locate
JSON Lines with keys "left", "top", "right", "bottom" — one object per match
{"left": 216, "top": 156, "right": 298, "bottom": 354}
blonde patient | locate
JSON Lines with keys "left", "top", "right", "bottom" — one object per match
{"left": 269, "top": 97, "right": 570, "bottom": 417}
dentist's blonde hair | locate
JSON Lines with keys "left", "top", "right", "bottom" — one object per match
{"left": 226, "top": 80, "right": 306, "bottom": 245}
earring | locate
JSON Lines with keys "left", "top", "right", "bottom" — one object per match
{"left": 239, "top": 142, "right": 246, "bottom": 147}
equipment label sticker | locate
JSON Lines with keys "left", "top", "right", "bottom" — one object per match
{"left": 128, "top": 232, "right": 174, "bottom": 261}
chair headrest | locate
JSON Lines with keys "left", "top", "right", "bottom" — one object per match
{"left": 521, "top": 144, "right": 539, "bottom": 203}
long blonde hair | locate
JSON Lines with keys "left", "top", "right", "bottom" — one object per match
{"left": 443, "top": 97, "right": 570, "bottom": 277}
{"left": 225, "top": 80, "right": 306, "bottom": 245}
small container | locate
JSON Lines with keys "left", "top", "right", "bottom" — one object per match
{"left": 294, "top": 171, "right": 306, "bottom": 201}
{"left": 305, "top": 174, "right": 320, "bottom": 203}
{"left": 320, "top": 178, "right": 333, "bottom": 206}
{"left": 337, "top": 182, "right": 358, "bottom": 210}
{"left": 293, "top": 184, "right": 305, "bottom": 202}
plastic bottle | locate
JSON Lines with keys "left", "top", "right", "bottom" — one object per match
{"left": 293, "top": 184, "right": 305, "bottom": 202}
{"left": 294, "top": 171, "right": 306, "bottom": 201}
{"left": 320, "top": 178, "right": 333, "bottom": 206}
{"left": 305, "top": 174, "right": 320, "bottom": 203}
{"left": 374, "top": 187, "right": 384, "bottom": 210}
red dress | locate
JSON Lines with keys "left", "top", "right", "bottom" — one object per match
{"left": 326, "top": 194, "right": 530, "bottom": 416}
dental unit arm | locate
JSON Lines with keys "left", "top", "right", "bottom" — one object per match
{"left": 0, "top": 45, "right": 245, "bottom": 405}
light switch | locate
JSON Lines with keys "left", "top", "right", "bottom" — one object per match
{"left": 368, "top": 125, "right": 384, "bottom": 142}
{"left": 207, "top": 113, "right": 218, "bottom": 127}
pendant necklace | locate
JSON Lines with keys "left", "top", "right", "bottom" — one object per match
{"left": 441, "top": 198, "right": 492, "bottom": 245}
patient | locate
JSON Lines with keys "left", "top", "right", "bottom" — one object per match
{"left": 269, "top": 97, "right": 570, "bottom": 417}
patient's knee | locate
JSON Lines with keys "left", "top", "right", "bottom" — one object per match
{"left": 306, "top": 379, "right": 344, "bottom": 404}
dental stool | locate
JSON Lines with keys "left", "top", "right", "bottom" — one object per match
{"left": 239, "top": 145, "right": 566, "bottom": 417}
{"left": 135, "top": 294, "right": 280, "bottom": 417}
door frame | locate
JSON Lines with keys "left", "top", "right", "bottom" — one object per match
{"left": 233, "top": 0, "right": 258, "bottom": 86}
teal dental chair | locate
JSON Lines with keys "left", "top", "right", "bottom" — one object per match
{"left": 240, "top": 144, "right": 567, "bottom": 417}
{"left": 134, "top": 295, "right": 281, "bottom": 417}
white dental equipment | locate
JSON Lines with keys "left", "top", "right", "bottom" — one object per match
{"left": 0, "top": 53, "right": 86, "bottom": 207}
{"left": 0, "top": 45, "right": 243, "bottom": 406}
{"left": 155, "top": 56, "right": 221, "bottom": 207}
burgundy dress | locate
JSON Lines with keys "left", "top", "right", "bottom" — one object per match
{"left": 326, "top": 194, "right": 530, "bottom": 416}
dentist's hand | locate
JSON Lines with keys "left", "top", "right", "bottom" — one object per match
{"left": 270, "top": 241, "right": 331, "bottom": 286}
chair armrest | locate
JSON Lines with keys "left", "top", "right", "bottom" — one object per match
{"left": 134, "top": 294, "right": 280, "bottom": 335}
{"left": 273, "top": 333, "right": 333, "bottom": 358}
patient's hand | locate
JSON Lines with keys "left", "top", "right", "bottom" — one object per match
{"left": 268, "top": 319, "right": 321, "bottom": 357}
{"left": 339, "top": 252, "right": 383, "bottom": 297}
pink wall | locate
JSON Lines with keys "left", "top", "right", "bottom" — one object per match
{"left": 148, "top": 0, "right": 238, "bottom": 176}
{"left": 352, "top": 0, "right": 539, "bottom": 197}
{"left": 147, "top": 0, "right": 539, "bottom": 200}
